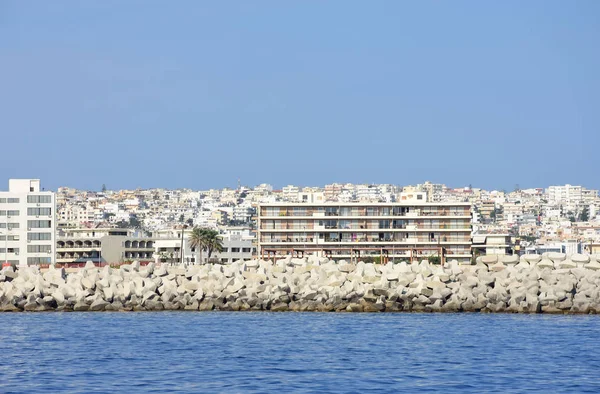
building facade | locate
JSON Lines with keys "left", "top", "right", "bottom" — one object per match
{"left": 472, "top": 234, "right": 514, "bottom": 256}
{"left": 153, "top": 227, "right": 254, "bottom": 265}
{"left": 56, "top": 227, "right": 154, "bottom": 265}
{"left": 0, "top": 179, "right": 56, "bottom": 266}
{"left": 257, "top": 202, "right": 473, "bottom": 263}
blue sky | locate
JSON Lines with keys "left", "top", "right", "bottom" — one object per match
{"left": 1, "top": 1, "right": 599, "bottom": 192}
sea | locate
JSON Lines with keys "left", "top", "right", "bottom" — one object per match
{"left": 0, "top": 312, "right": 599, "bottom": 393}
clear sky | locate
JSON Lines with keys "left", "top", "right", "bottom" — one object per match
{"left": 1, "top": 1, "right": 599, "bottom": 192}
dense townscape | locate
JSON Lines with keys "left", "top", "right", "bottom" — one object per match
{"left": 1, "top": 179, "right": 600, "bottom": 268}
{"left": 57, "top": 181, "right": 600, "bottom": 260}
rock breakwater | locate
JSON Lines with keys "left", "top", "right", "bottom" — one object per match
{"left": 2, "top": 253, "right": 600, "bottom": 313}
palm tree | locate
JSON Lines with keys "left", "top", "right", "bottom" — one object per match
{"left": 203, "top": 229, "right": 224, "bottom": 261}
{"left": 188, "top": 227, "right": 208, "bottom": 264}
{"left": 188, "top": 227, "right": 224, "bottom": 264}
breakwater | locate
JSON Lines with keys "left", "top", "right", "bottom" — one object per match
{"left": 2, "top": 253, "right": 600, "bottom": 313}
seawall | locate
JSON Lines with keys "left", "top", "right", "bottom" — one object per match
{"left": 2, "top": 253, "right": 600, "bottom": 313}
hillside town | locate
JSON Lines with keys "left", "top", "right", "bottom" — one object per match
{"left": 2, "top": 179, "right": 600, "bottom": 267}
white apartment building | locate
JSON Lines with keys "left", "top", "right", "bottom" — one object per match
{"left": 282, "top": 185, "right": 300, "bottom": 202}
{"left": 356, "top": 184, "right": 381, "bottom": 201}
{"left": 547, "top": 185, "right": 583, "bottom": 204}
{"left": 0, "top": 179, "right": 56, "bottom": 266}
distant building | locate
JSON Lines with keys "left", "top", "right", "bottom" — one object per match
{"left": 472, "top": 234, "right": 513, "bottom": 256}
{"left": 547, "top": 185, "right": 583, "bottom": 204}
{"left": 525, "top": 240, "right": 582, "bottom": 255}
{"left": 0, "top": 179, "right": 56, "bottom": 266}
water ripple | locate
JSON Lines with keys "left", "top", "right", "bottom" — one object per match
{"left": 0, "top": 313, "right": 600, "bottom": 393}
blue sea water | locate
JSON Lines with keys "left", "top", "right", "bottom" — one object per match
{"left": 0, "top": 313, "right": 599, "bottom": 393}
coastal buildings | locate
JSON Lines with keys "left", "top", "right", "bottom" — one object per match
{"left": 153, "top": 226, "right": 255, "bottom": 265}
{"left": 44, "top": 179, "right": 600, "bottom": 264}
{"left": 0, "top": 179, "right": 56, "bottom": 266}
{"left": 56, "top": 227, "right": 154, "bottom": 265}
{"left": 257, "top": 200, "right": 473, "bottom": 263}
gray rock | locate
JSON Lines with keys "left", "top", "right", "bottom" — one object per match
{"left": 89, "top": 299, "right": 109, "bottom": 311}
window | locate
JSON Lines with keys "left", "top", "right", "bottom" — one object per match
{"left": 417, "top": 195, "right": 423, "bottom": 200}
{"left": 27, "top": 257, "right": 51, "bottom": 265}
{"left": 242, "top": 248, "right": 251, "bottom": 253}
{"left": 379, "top": 220, "right": 390, "bottom": 229}
{"left": 27, "top": 208, "right": 52, "bottom": 216}
{"left": 231, "top": 247, "right": 240, "bottom": 253}
{"left": 0, "top": 248, "right": 20, "bottom": 254}
{"left": 27, "top": 245, "right": 52, "bottom": 253}
{"left": 0, "top": 198, "right": 5, "bottom": 203}
{"left": 27, "top": 232, "right": 52, "bottom": 241}
{"left": 28, "top": 220, "right": 52, "bottom": 228}
{"left": 0, "top": 223, "right": 20, "bottom": 230}
{"left": 324, "top": 220, "right": 337, "bottom": 229}
{"left": 325, "top": 207, "right": 339, "bottom": 216}
{"left": 27, "top": 195, "right": 52, "bottom": 204}
{"left": 7, "top": 198, "right": 19, "bottom": 203}
{"left": 0, "top": 210, "right": 19, "bottom": 216}
{"left": 0, "top": 235, "right": 19, "bottom": 241}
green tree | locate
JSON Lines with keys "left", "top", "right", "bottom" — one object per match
{"left": 188, "top": 227, "right": 208, "bottom": 264}
{"left": 579, "top": 206, "right": 590, "bottom": 222}
{"left": 188, "top": 227, "right": 224, "bottom": 264}
{"left": 129, "top": 215, "right": 142, "bottom": 229}
{"left": 203, "top": 229, "right": 224, "bottom": 259}
{"left": 428, "top": 255, "right": 441, "bottom": 265}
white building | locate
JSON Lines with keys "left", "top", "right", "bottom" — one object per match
{"left": 153, "top": 227, "right": 254, "bottom": 265}
{"left": 282, "top": 185, "right": 300, "bottom": 202}
{"left": 547, "top": 185, "right": 583, "bottom": 204}
{"left": 0, "top": 179, "right": 56, "bottom": 266}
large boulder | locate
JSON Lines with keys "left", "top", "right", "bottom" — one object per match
{"left": 585, "top": 261, "right": 600, "bottom": 271}
{"left": 537, "top": 259, "right": 554, "bottom": 269}
{"left": 571, "top": 254, "right": 590, "bottom": 264}
{"left": 524, "top": 254, "right": 542, "bottom": 263}
{"left": 558, "top": 260, "right": 576, "bottom": 269}
{"left": 501, "top": 255, "right": 519, "bottom": 265}
{"left": 481, "top": 255, "right": 498, "bottom": 265}
{"left": 547, "top": 252, "right": 566, "bottom": 262}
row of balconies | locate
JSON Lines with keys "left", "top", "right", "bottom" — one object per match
{"left": 260, "top": 238, "right": 472, "bottom": 244}
{"left": 261, "top": 211, "right": 470, "bottom": 218}
{"left": 260, "top": 248, "right": 472, "bottom": 257}
{"left": 260, "top": 224, "right": 472, "bottom": 231}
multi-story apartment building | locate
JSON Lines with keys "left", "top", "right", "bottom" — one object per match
{"left": 257, "top": 202, "right": 472, "bottom": 263}
{"left": 281, "top": 185, "right": 300, "bottom": 202}
{"left": 547, "top": 185, "right": 583, "bottom": 204}
{"left": 0, "top": 179, "right": 56, "bottom": 266}
{"left": 56, "top": 227, "right": 154, "bottom": 265}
